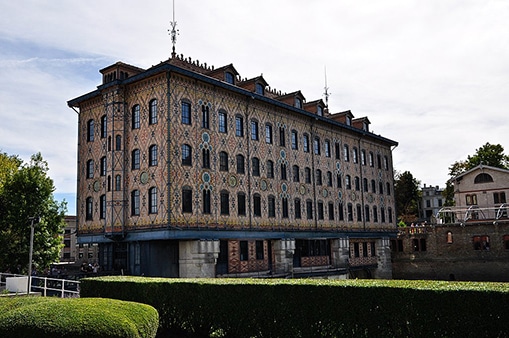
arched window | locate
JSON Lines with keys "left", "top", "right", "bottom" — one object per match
{"left": 447, "top": 231, "right": 453, "bottom": 244}
{"left": 86, "top": 159, "right": 94, "bottom": 179}
{"left": 85, "top": 197, "right": 93, "bottom": 220}
{"left": 220, "top": 190, "right": 229, "bottom": 215}
{"left": 149, "top": 145, "right": 158, "bottom": 166}
{"left": 149, "top": 187, "right": 157, "bottom": 214}
{"left": 115, "top": 175, "right": 121, "bottom": 191}
{"left": 474, "top": 173, "right": 493, "bottom": 184}
{"left": 202, "top": 105, "right": 210, "bottom": 129}
{"left": 252, "top": 157, "right": 260, "bottom": 176}
{"left": 202, "top": 149, "right": 210, "bottom": 169}
{"left": 131, "top": 149, "right": 140, "bottom": 170}
{"left": 293, "top": 165, "right": 300, "bottom": 182}
{"left": 268, "top": 195, "right": 276, "bottom": 218}
{"left": 100, "top": 157, "right": 106, "bottom": 176}
{"left": 87, "top": 120, "right": 95, "bottom": 142}
{"left": 266, "top": 160, "right": 274, "bottom": 178}
{"left": 131, "top": 190, "right": 140, "bottom": 216}
{"left": 203, "top": 190, "right": 211, "bottom": 214}
{"left": 100, "top": 195, "right": 106, "bottom": 219}
{"left": 237, "top": 192, "right": 246, "bottom": 216}
{"left": 253, "top": 193, "right": 261, "bottom": 216}
{"left": 182, "top": 144, "right": 192, "bottom": 166}
{"left": 132, "top": 105, "right": 140, "bottom": 129}
{"left": 149, "top": 99, "right": 158, "bottom": 125}
{"left": 303, "top": 134, "right": 310, "bottom": 153}
{"left": 115, "top": 135, "right": 121, "bottom": 151}
{"left": 236, "top": 154, "right": 245, "bottom": 174}
{"left": 181, "top": 101, "right": 191, "bottom": 125}
{"left": 294, "top": 198, "right": 302, "bottom": 219}
{"left": 219, "top": 151, "right": 229, "bottom": 171}
{"left": 100, "top": 115, "right": 107, "bottom": 138}
{"left": 182, "top": 187, "right": 192, "bottom": 213}
{"left": 218, "top": 110, "right": 227, "bottom": 133}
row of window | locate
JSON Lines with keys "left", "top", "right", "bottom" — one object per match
{"left": 466, "top": 192, "right": 506, "bottom": 206}
{"left": 175, "top": 188, "right": 392, "bottom": 222}
{"left": 180, "top": 103, "right": 390, "bottom": 168}
{"left": 392, "top": 234, "right": 509, "bottom": 253}
{"left": 85, "top": 145, "right": 159, "bottom": 179}
{"left": 85, "top": 188, "right": 393, "bottom": 222}
{"left": 85, "top": 187, "right": 159, "bottom": 220}
{"left": 86, "top": 99, "right": 158, "bottom": 142}
{"left": 180, "top": 145, "right": 392, "bottom": 194}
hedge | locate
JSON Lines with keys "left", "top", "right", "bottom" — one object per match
{"left": 81, "top": 277, "right": 509, "bottom": 337}
{"left": 0, "top": 296, "right": 158, "bottom": 338}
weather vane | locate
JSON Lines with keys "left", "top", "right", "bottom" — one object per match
{"left": 168, "top": 0, "right": 179, "bottom": 58}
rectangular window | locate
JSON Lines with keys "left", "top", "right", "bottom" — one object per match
{"left": 238, "top": 193, "right": 246, "bottom": 216}
{"left": 473, "top": 236, "right": 490, "bottom": 251}
{"left": 240, "top": 241, "right": 248, "bottom": 261}
{"left": 256, "top": 241, "right": 264, "bottom": 260}
{"left": 182, "top": 188, "right": 192, "bottom": 213}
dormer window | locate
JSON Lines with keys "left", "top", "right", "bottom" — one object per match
{"left": 225, "top": 72, "right": 234, "bottom": 84}
{"left": 363, "top": 122, "right": 368, "bottom": 131}
{"left": 255, "top": 83, "right": 264, "bottom": 95}
{"left": 295, "top": 97, "right": 302, "bottom": 109}
{"left": 346, "top": 116, "right": 352, "bottom": 126}
{"left": 317, "top": 105, "right": 323, "bottom": 116}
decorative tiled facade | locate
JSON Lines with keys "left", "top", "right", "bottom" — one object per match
{"left": 69, "top": 54, "right": 398, "bottom": 278}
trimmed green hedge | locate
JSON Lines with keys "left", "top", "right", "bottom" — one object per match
{"left": 0, "top": 296, "right": 158, "bottom": 338}
{"left": 81, "top": 277, "right": 509, "bottom": 337}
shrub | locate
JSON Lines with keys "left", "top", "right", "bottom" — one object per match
{"left": 0, "top": 297, "right": 158, "bottom": 338}
{"left": 81, "top": 277, "right": 509, "bottom": 337}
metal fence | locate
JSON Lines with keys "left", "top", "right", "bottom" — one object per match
{"left": 0, "top": 273, "right": 80, "bottom": 298}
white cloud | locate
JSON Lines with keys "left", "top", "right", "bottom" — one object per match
{"left": 1, "top": 0, "right": 508, "bottom": 215}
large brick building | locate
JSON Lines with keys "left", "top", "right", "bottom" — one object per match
{"left": 68, "top": 53, "right": 398, "bottom": 278}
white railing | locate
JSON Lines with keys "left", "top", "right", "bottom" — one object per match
{"left": 0, "top": 273, "right": 80, "bottom": 298}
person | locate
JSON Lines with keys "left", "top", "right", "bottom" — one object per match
{"left": 92, "top": 262, "right": 100, "bottom": 273}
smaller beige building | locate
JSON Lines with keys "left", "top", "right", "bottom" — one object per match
{"left": 392, "top": 165, "right": 509, "bottom": 281}
{"left": 60, "top": 216, "right": 99, "bottom": 266}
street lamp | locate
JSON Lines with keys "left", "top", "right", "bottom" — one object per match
{"left": 27, "top": 216, "right": 39, "bottom": 294}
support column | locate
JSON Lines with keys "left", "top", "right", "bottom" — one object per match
{"left": 374, "top": 237, "right": 393, "bottom": 279}
{"left": 179, "top": 240, "right": 220, "bottom": 278}
{"left": 272, "top": 239, "right": 295, "bottom": 275}
{"left": 331, "top": 238, "right": 350, "bottom": 269}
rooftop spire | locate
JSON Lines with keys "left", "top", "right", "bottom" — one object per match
{"left": 323, "top": 66, "right": 330, "bottom": 108}
{"left": 169, "top": 0, "right": 179, "bottom": 58}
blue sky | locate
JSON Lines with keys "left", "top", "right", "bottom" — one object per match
{"left": 1, "top": 0, "right": 508, "bottom": 215}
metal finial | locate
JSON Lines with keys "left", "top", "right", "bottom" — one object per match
{"left": 323, "top": 66, "right": 330, "bottom": 108}
{"left": 168, "top": 0, "right": 179, "bottom": 58}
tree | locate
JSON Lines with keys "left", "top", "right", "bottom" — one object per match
{"left": 444, "top": 143, "right": 509, "bottom": 205}
{"left": 394, "top": 170, "right": 421, "bottom": 224}
{"left": 0, "top": 152, "right": 66, "bottom": 273}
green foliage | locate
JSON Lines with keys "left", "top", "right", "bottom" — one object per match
{"left": 394, "top": 171, "right": 420, "bottom": 223}
{"left": 81, "top": 276, "right": 509, "bottom": 337}
{"left": 448, "top": 142, "right": 509, "bottom": 178}
{"left": 0, "top": 297, "right": 158, "bottom": 338}
{"left": 0, "top": 152, "right": 67, "bottom": 273}
{"left": 445, "top": 143, "right": 509, "bottom": 205}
